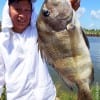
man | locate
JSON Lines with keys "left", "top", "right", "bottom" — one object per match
{"left": 0, "top": 0, "right": 56, "bottom": 100}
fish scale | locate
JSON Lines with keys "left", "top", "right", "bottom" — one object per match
{"left": 37, "top": 0, "right": 94, "bottom": 100}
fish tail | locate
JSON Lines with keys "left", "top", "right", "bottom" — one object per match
{"left": 77, "top": 82, "right": 93, "bottom": 100}
{"left": 78, "top": 88, "right": 92, "bottom": 100}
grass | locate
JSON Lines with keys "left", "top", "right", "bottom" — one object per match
{"left": 0, "top": 80, "right": 100, "bottom": 100}
{"left": 1, "top": 86, "right": 6, "bottom": 100}
{"left": 56, "top": 84, "right": 100, "bottom": 100}
{"left": 55, "top": 82, "right": 77, "bottom": 100}
{"left": 91, "top": 83, "right": 100, "bottom": 100}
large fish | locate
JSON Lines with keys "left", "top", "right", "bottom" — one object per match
{"left": 36, "top": 0, "right": 94, "bottom": 100}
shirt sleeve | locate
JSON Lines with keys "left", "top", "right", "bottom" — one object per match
{"left": 0, "top": 52, "right": 5, "bottom": 96}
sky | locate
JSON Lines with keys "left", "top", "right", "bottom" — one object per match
{"left": 0, "top": 0, "right": 100, "bottom": 29}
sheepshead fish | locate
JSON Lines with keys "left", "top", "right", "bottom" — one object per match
{"left": 37, "top": 0, "right": 94, "bottom": 100}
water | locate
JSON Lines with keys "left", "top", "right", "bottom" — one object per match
{"left": 88, "top": 37, "right": 100, "bottom": 83}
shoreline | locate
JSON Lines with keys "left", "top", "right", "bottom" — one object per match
{"left": 86, "top": 34, "right": 100, "bottom": 37}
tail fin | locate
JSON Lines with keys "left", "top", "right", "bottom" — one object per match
{"left": 77, "top": 82, "right": 93, "bottom": 100}
{"left": 78, "top": 88, "right": 92, "bottom": 100}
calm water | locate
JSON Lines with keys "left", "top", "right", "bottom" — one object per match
{"left": 88, "top": 37, "right": 100, "bottom": 83}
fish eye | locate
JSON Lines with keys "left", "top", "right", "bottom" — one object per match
{"left": 42, "top": 10, "right": 50, "bottom": 17}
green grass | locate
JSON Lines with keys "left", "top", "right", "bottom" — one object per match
{"left": 55, "top": 82, "right": 77, "bottom": 100}
{"left": 91, "top": 83, "right": 100, "bottom": 100}
{"left": 55, "top": 82, "right": 100, "bottom": 100}
{"left": 1, "top": 86, "right": 6, "bottom": 100}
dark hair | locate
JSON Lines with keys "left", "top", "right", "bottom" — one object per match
{"left": 8, "top": 0, "right": 33, "bottom": 5}
{"left": 8, "top": 0, "right": 15, "bottom": 5}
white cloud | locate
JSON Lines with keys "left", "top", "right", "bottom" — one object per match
{"left": 81, "top": 23, "right": 94, "bottom": 30}
{"left": 88, "top": 23, "right": 95, "bottom": 29}
{"left": 76, "top": 7, "right": 86, "bottom": 18}
{"left": 86, "top": 23, "right": 100, "bottom": 30}
{"left": 90, "top": 10, "right": 100, "bottom": 19}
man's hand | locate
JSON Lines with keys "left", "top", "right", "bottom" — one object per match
{"left": 70, "top": 0, "right": 80, "bottom": 11}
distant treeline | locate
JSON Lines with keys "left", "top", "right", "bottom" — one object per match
{"left": 84, "top": 28, "right": 100, "bottom": 36}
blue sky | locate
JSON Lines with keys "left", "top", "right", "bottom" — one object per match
{"left": 0, "top": 0, "right": 100, "bottom": 29}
